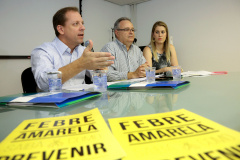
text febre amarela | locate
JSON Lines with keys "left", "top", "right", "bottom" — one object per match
{"left": 15, "top": 114, "right": 97, "bottom": 141}
{"left": 118, "top": 113, "right": 216, "bottom": 143}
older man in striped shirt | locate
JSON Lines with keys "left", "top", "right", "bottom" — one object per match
{"left": 101, "top": 17, "right": 148, "bottom": 82}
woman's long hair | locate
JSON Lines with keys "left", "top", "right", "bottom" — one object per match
{"left": 150, "top": 21, "right": 170, "bottom": 63}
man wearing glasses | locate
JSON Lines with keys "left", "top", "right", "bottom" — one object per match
{"left": 101, "top": 17, "right": 148, "bottom": 82}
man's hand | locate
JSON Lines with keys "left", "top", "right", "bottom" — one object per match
{"left": 128, "top": 62, "right": 149, "bottom": 79}
{"left": 59, "top": 40, "right": 114, "bottom": 83}
{"left": 79, "top": 40, "right": 114, "bottom": 70}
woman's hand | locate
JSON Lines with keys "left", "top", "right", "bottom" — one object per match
{"left": 163, "top": 67, "right": 172, "bottom": 72}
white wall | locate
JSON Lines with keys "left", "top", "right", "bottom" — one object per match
{"left": 0, "top": 60, "right": 31, "bottom": 96}
{"left": 0, "top": 0, "right": 79, "bottom": 56}
{"left": 82, "top": 0, "right": 130, "bottom": 51}
{"left": 0, "top": 0, "right": 80, "bottom": 96}
{"left": 137, "top": 0, "right": 240, "bottom": 72}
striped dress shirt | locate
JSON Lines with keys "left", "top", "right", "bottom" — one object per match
{"left": 100, "top": 39, "right": 146, "bottom": 81}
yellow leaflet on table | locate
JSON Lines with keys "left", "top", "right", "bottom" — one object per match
{"left": 108, "top": 109, "right": 240, "bottom": 160}
{"left": 0, "top": 108, "right": 126, "bottom": 160}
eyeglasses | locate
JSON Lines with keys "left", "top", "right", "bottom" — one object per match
{"left": 117, "top": 28, "right": 136, "bottom": 32}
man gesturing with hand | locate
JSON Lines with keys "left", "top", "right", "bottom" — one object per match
{"left": 31, "top": 7, "right": 114, "bottom": 91}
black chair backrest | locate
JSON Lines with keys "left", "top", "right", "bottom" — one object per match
{"left": 21, "top": 67, "right": 37, "bottom": 93}
{"left": 139, "top": 46, "right": 146, "bottom": 52}
{"left": 85, "top": 74, "right": 92, "bottom": 84}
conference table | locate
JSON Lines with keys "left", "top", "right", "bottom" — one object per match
{"left": 0, "top": 72, "right": 239, "bottom": 142}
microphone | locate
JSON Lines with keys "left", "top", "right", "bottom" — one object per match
{"left": 84, "top": 40, "right": 94, "bottom": 52}
{"left": 85, "top": 40, "right": 99, "bottom": 72}
{"left": 133, "top": 38, "right": 137, "bottom": 44}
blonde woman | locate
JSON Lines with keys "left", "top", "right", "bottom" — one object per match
{"left": 143, "top": 21, "right": 179, "bottom": 75}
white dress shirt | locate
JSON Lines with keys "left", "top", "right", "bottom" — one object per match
{"left": 31, "top": 37, "right": 87, "bottom": 91}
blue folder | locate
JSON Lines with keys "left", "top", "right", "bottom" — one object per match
{"left": 0, "top": 91, "right": 101, "bottom": 108}
{"left": 107, "top": 81, "right": 190, "bottom": 90}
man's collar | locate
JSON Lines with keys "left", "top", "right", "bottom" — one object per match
{"left": 54, "top": 37, "right": 79, "bottom": 54}
{"left": 115, "top": 38, "right": 133, "bottom": 49}
{"left": 115, "top": 38, "right": 123, "bottom": 46}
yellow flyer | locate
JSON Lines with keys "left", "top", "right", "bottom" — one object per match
{"left": 0, "top": 108, "right": 126, "bottom": 160}
{"left": 109, "top": 109, "right": 240, "bottom": 160}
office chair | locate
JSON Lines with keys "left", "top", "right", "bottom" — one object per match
{"left": 21, "top": 67, "right": 37, "bottom": 93}
{"left": 139, "top": 46, "right": 146, "bottom": 52}
{"left": 85, "top": 70, "right": 93, "bottom": 84}
{"left": 85, "top": 74, "right": 92, "bottom": 84}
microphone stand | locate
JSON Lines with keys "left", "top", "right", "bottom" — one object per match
{"left": 111, "top": 28, "right": 114, "bottom": 41}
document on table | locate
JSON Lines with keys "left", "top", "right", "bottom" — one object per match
{"left": 107, "top": 77, "right": 147, "bottom": 86}
{"left": 62, "top": 84, "right": 94, "bottom": 91}
{"left": 0, "top": 108, "right": 126, "bottom": 160}
{"left": 181, "top": 71, "right": 213, "bottom": 77}
{"left": 63, "top": 76, "right": 168, "bottom": 90}
{"left": 109, "top": 109, "right": 240, "bottom": 160}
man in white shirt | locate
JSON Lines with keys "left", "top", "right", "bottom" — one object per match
{"left": 31, "top": 7, "right": 114, "bottom": 91}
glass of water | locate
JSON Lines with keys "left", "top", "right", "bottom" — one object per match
{"left": 171, "top": 66, "right": 182, "bottom": 81}
{"left": 47, "top": 71, "right": 62, "bottom": 92}
{"left": 92, "top": 70, "right": 107, "bottom": 92}
{"left": 145, "top": 67, "right": 156, "bottom": 83}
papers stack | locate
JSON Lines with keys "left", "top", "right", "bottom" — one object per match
{"left": 181, "top": 71, "right": 213, "bottom": 77}
{"left": 181, "top": 71, "right": 228, "bottom": 77}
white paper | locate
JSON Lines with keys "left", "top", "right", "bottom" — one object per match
{"left": 62, "top": 84, "right": 94, "bottom": 91}
{"left": 181, "top": 71, "right": 213, "bottom": 77}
